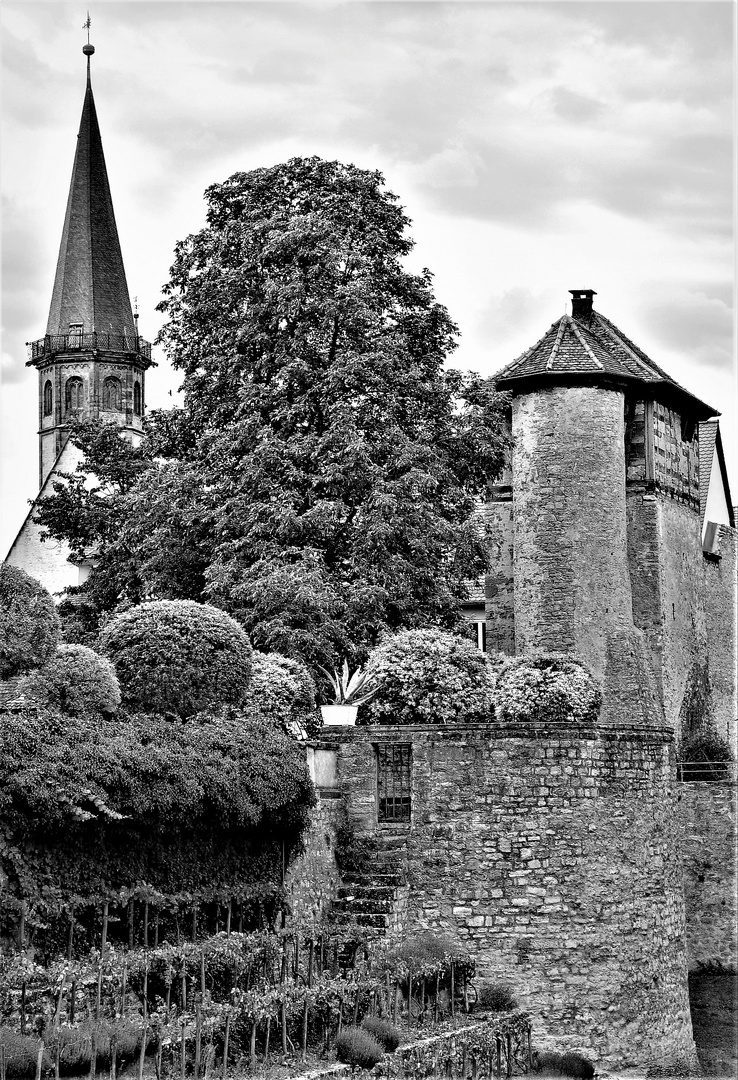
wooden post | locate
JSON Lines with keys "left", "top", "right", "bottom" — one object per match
{"left": 393, "top": 981, "right": 400, "bottom": 1023}
{"left": 434, "top": 972, "right": 439, "bottom": 1024}
{"left": 181, "top": 971, "right": 187, "bottom": 1012}
{"left": 121, "top": 959, "right": 128, "bottom": 1016}
{"left": 201, "top": 951, "right": 206, "bottom": 998}
{"left": 301, "top": 993, "right": 309, "bottom": 1061}
{"left": 527, "top": 1025, "right": 532, "bottom": 1072}
{"left": 180, "top": 1019, "right": 186, "bottom": 1080}
{"left": 101, "top": 902, "right": 109, "bottom": 952}
{"left": 192, "top": 903, "right": 198, "bottom": 942}
{"left": 154, "top": 912, "right": 160, "bottom": 948}
{"left": 505, "top": 1033, "right": 512, "bottom": 1078}
{"left": 54, "top": 1039, "right": 61, "bottom": 1080}
{"left": 496, "top": 1037, "right": 502, "bottom": 1080}
{"left": 263, "top": 1018, "right": 271, "bottom": 1065}
{"left": 280, "top": 941, "right": 288, "bottom": 1055}
{"left": 69, "top": 981, "right": 76, "bottom": 1024}
{"left": 250, "top": 1021, "right": 257, "bottom": 1071}
{"left": 138, "top": 964, "right": 148, "bottom": 1080}
{"left": 20, "top": 982, "right": 26, "bottom": 1035}
{"left": 68, "top": 912, "right": 75, "bottom": 961}
{"left": 463, "top": 971, "right": 468, "bottom": 1014}
{"left": 128, "top": 898, "right": 135, "bottom": 950}
{"left": 110, "top": 1034, "right": 117, "bottom": 1080}
{"left": 194, "top": 1006, "right": 202, "bottom": 1080}
{"left": 143, "top": 901, "right": 149, "bottom": 949}
{"left": 221, "top": 1014, "right": 230, "bottom": 1080}
{"left": 450, "top": 963, "right": 455, "bottom": 1018}
{"left": 35, "top": 1044, "right": 44, "bottom": 1080}
{"left": 18, "top": 903, "right": 26, "bottom": 953}
{"left": 226, "top": 901, "right": 231, "bottom": 938}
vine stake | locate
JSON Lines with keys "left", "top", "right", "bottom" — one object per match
{"left": 138, "top": 962, "right": 149, "bottom": 1080}
{"left": 222, "top": 1014, "right": 230, "bottom": 1080}
{"left": 35, "top": 1044, "right": 43, "bottom": 1080}
{"left": 194, "top": 1005, "right": 202, "bottom": 1080}
{"left": 250, "top": 1021, "right": 257, "bottom": 1071}
{"left": 180, "top": 1019, "right": 186, "bottom": 1080}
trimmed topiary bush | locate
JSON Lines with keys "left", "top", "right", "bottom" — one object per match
{"left": 335, "top": 1027, "right": 385, "bottom": 1070}
{"left": 478, "top": 983, "right": 517, "bottom": 1012}
{"left": 0, "top": 566, "right": 60, "bottom": 679}
{"left": 532, "top": 1051, "right": 595, "bottom": 1078}
{"left": 244, "top": 652, "right": 321, "bottom": 737}
{"left": 98, "top": 600, "right": 253, "bottom": 718}
{"left": 20, "top": 644, "right": 121, "bottom": 718}
{"left": 678, "top": 729, "right": 733, "bottom": 781}
{"left": 360, "top": 1016, "right": 401, "bottom": 1052}
{"left": 493, "top": 653, "right": 601, "bottom": 726}
{"left": 361, "top": 629, "right": 494, "bottom": 726}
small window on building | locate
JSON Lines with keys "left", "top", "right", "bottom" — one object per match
{"left": 377, "top": 744, "right": 412, "bottom": 823}
{"left": 65, "top": 376, "right": 84, "bottom": 413}
{"left": 102, "top": 376, "right": 123, "bottom": 411}
{"left": 133, "top": 380, "right": 141, "bottom": 415}
{"left": 43, "top": 380, "right": 53, "bottom": 416}
{"left": 69, "top": 323, "right": 83, "bottom": 347}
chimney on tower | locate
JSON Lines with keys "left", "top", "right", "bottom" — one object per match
{"left": 569, "top": 289, "right": 597, "bottom": 320}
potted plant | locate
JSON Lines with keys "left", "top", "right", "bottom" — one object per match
{"left": 318, "top": 660, "right": 380, "bottom": 725}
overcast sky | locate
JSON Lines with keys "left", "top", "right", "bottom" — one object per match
{"left": 1, "top": 0, "right": 735, "bottom": 554}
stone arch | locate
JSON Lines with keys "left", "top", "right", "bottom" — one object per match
{"left": 43, "top": 380, "right": 53, "bottom": 416}
{"left": 133, "top": 380, "right": 141, "bottom": 416}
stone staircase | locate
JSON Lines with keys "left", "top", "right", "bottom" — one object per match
{"left": 332, "top": 827, "right": 410, "bottom": 937}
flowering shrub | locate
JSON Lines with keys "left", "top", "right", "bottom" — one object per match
{"left": 335, "top": 1026, "right": 385, "bottom": 1069}
{"left": 244, "top": 652, "right": 321, "bottom": 737}
{"left": 361, "top": 1015, "right": 401, "bottom": 1052}
{"left": 99, "top": 600, "right": 253, "bottom": 718}
{"left": 0, "top": 566, "right": 60, "bottom": 679}
{"left": 361, "top": 629, "right": 494, "bottom": 726}
{"left": 493, "top": 654, "right": 601, "bottom": 726}
{"left": 20, "top": 644, "right": 121, "bottom": 718}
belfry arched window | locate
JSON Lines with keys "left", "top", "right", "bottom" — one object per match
{"left": 65, "top": 377, "right": 84, "bottom": 413}
{"left": 43, "top": 380, "right": 53, "bottom": 416}
{"left": 133, "top": 381, "right": 141, "bottom": 416}
{"left": 102, "top": 376, "right": 123, "bottom": 411}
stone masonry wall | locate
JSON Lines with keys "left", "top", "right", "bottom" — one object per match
{"left": 284, "top": 789, "right": 342, "bottom": 924}
{"left": 676, "top": 783, "right": 737, "bottom": 973}
{"left": 512, "top": 386, "right": 661, "bottom": 728}
{"left": 703, "top": 525, "right": 738, "bottom": 747}
{"left": 315, "top": 723, "right": 696, "bottom": 1071}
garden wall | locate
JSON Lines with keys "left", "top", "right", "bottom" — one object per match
{"left": 312, "top": 722, "right": 696, "bottom": 1072}
{"left": 677, "top": 781, "right": 737, "bottom": 973}
{"left": 284, "top": 774, "right": 342, "bottom": 923}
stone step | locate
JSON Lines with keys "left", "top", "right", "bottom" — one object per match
{"left": 333, "top": 910, "right": 391, "bottom": 929}
{"left": 332, "top": 897, "right": 394, "bottom": 915}
{"left": 336, "top": 885, "right": 396, "bottom": 901}
{"left": 342, "top": 871, "right": 406, "bottom": 887}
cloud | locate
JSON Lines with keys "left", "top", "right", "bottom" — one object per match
{"left": 636, "top": 284, "right": 734, "bottom": 375}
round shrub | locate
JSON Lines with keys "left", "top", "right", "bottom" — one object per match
{"left": 678, "top": 729, "right": 733, "bottom": 781}
{"left": 98, "top": 600, "right": 253, "bottom": 718}
{"left": 361, "top": 629, "right": 494, "bottom": 726}
{"left": 20, "top": 644, "right": 121, "bottom": 718}
{"left": 360, "top": 1016, "right": 401, "bottom": 1052}
{"left": 335, "top": 1027, "right": 385, "bottom": 1069}
{"left": 493, "top": 653, "right": 601, "bottom": 726}
{"left": 0, "top": 565, "right": 60, "bottom": 679}
{"left": 479, "top": 982, "right": 517, "bottom": 1013}
{"left": 244, "top": 652, "right": 320, "bottom": 737}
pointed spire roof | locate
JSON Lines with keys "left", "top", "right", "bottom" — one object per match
{"left": 494, "top": 290, "right": 718, "bottom": 420}
{"left": 45, "top": 45, "right": 135, "bottom": 338}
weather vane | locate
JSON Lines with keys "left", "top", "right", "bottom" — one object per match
{"left": 84, "top": 13, "right": 91, "bottom": 45}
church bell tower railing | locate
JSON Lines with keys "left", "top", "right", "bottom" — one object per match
{"left": 27, "top": 332, "right": 153, "bottom": 364}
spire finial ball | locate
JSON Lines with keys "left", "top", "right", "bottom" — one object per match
{"left": 83, "top": 43, "right": 95, "bottom": 56}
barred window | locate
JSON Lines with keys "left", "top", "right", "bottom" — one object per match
{"left": 43, "top": 380, "right": 53, "bottom": 416}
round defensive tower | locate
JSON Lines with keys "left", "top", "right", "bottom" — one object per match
{"left": 496, "top": 290, "right": 661, "bottom": 728}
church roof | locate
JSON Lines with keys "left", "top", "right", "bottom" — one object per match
{"left": 495, "top": 292, "right": 718, "bottom": 421}
{"left": 45, "top": 53, "right": 135, "bottom": 339}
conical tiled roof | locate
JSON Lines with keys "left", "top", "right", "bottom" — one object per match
{"left": 495, "top": 295, "right": 718, "bottom": 420}
{"left": 45, "top": 58, "right": 135, "bottom": 338}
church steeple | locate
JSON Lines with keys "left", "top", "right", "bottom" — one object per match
{"left": 26, "top": 38, "right": 152, "bottom": 489}
{"left": 46, "top": 41, "right": 135, "bottom": 339}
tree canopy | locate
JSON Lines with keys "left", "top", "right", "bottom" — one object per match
{"left": 35, "top": 157, "right": 511, "bottom": 666}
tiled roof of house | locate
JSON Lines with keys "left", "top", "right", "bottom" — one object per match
{"left": 698, "top": 420, "right": 719, "bottom": 524}
{"left": 495, "top": 295, "right": 718, "bottom": 421}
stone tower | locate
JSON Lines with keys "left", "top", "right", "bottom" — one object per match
{"left": 26, "top": 41, "right": 153, "bottom": 488}
{"left": 6, "top": 41, "right": 152, "bottom": 595}
{"left": 490, "top": 289, "right": 719, "bottom": 730}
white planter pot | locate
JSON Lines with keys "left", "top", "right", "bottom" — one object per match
{"left": 320, "top": 704, "right": 358, "bottom": 726}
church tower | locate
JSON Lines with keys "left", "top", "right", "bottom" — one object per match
{"left": 6, "top": 38, "right": 152, "bottom": 594}
{"left": 27, "top": 39, "right": 153, "bottom": 487}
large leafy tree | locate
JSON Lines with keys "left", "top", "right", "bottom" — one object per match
{"left": 36, "top": 157, "right": 510, "bottom": 665}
